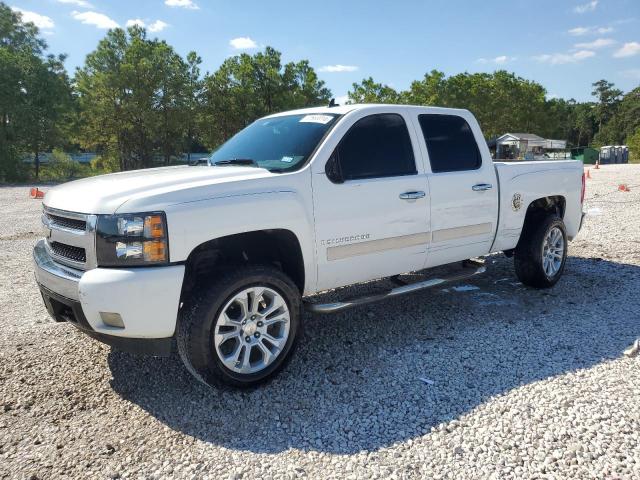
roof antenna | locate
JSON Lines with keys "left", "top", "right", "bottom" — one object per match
{"left": 328, "top": 98, "right": 339, "bottom": 108}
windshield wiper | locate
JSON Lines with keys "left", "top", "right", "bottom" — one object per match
{"left": 213, "top": 158, "right": 259, "bottom": 167}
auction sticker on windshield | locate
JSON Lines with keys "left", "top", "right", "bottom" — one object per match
{"left": 299, "top": 114, "right": 334, "bottom": 124}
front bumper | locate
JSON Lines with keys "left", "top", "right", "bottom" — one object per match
{"left": 33, "top": 239, "right": 185, "bottom": 355}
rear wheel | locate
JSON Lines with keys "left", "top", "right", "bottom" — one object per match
{"left": 514, "top": 215, "right": 567, "bottom": 288}
{"left": 177, "top": 265, "right": 302, "bottom": 388}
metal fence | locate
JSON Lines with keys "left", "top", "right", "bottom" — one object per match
{"left": 23, "top": 152, "right": 211, "bottom": 165}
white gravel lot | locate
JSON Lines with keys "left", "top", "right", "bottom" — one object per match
{"left": 1, "top": 165, "right": 639, "bottom": 479}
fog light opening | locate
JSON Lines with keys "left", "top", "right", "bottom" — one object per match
{"left": 100, "top": 312, "right": 125, "bottom": 329}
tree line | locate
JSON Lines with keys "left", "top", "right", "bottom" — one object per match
{"left": 1, "top": 2, "right": 639, "bottom": 181}
{"left": 348, "top": 73, "right": 640, "bottom": 152}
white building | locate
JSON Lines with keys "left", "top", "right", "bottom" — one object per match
{"left": 490, "top": 133, "right": 567, "bottom": 160}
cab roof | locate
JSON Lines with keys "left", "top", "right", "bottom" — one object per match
{"left": 264, "top": 103, "right": 472, "bottom": 118}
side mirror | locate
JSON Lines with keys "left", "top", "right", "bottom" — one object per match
{"left": 325, "top": 151, "right": 344, "bottom": 184}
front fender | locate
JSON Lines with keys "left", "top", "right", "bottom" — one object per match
{"left": 165, "top": 190, "right": 317, "bottom": 294}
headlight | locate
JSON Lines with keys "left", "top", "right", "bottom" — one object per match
{"left": 96, "top": 212, "right": 169, "bottom": 266}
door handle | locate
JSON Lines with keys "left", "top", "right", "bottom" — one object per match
{"left": 399, "top": 191, "right": 426, "bottom": 200}
{"left": 472, "top": 183, "right": 493, "bottom": 191}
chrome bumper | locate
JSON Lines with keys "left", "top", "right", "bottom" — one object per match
{"left": 33, "top": 238, "right": 82, "bottom": 300}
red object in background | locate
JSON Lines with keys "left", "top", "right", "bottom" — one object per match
{"left": 586, "top": 169, "right": 591, "bottom": 179}
{"left": 594, "top": 160, "right": 600, "bottom": 170}
{"left": 618, "top": 184, "right": 630, "bottom": 192}
{"left": 29, "top": 187, "right": 45, "bottom": 199}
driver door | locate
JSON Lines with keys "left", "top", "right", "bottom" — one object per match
{"left": 311, "top": 109, "right": 430, "bottom": 291}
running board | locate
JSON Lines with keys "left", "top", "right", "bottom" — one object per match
{"left": 305, "top": 262, "right": 486, "bottom": 314}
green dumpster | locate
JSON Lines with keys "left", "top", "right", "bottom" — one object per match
{"left": 571, "top": 147, "right": 599, "bottom": 164}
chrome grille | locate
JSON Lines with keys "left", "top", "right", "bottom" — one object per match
{"left": 46, "top": 213, "right": 86, "bottom": 232}
{"left": 49, "top": 242, "right": 87, "bottom": 263}
{"left": 42, "top": 206, "right": 97, "bottom": 270}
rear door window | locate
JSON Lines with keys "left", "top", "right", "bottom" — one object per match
{"left": 418, "top": 114, "right": 481, "bottom": 173}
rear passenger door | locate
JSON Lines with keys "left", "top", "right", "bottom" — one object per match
{"left": 413, "top": 112, "right": 498, "bottom": 267}
{"left": 311, "top": 110, "right": 430, "bottom": 291}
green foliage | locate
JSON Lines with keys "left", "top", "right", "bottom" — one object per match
{"left": 75, "top": 27, "right": 188, "bottom": 170}
{"left": 627, "top": 128, "right": 640, "bottom": 164}
{"left": 0, "top": 143, "right": 29, "bottom": 182}
{"left": 42, "top": 148, "right": 81, "bottom": 180}
{"left": 591, "top": 79, "right": 623, "bottom": 130}
{"left": 348, "top": 77, "right": 402, "bottom": 104}
{"left": 350, "top": 71, "right": 551, "bottom": 139}
{"left": 90, "top": 154, "right": 119, "bottom": 173}
{"left": 0, "top": 3, "right": 75, "bottom": 180}
{"left": 348, "top": 72, "right": 639, "bottom": 149}
{"left": 200, "top": 47, "right": 331, "bottom": 148}
{"left": 3, "top": 0, "right": 640, "bottom": 182}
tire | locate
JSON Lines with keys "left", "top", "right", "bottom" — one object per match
{"left": 177, "top": 265, "right": 302, "bottom": 388}
{"left": 514, "top": 215, "right": 568, "bottom": 289}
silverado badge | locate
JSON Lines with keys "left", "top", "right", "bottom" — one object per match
{"left": 512, "top": 193, "right": 523, "bottom": 211}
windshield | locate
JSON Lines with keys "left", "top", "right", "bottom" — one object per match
{"left": 209, "top": 113, "right": 339, "bottom": 172}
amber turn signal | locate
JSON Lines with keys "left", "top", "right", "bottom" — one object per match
{"left": 144, "top": 215, "right": 165, "bottom": 239}
{"left": 143, "top": 240, "right": 167, "bottom": 262}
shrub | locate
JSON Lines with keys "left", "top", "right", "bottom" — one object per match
{"left": 628, "top": 128, "right": 640, "bottom": 164}
{"left": 90, "top": 153, "right": 120, "bottom": 173}
{"left": 43, "top": 149, "right": 82, "bottom": 180}
{"left": 0, "top": 144, "right": 29, "bottom": 182}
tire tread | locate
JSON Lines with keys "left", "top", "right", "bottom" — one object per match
{"left": 177, "top": 265, "right": 301, "bottom": 389}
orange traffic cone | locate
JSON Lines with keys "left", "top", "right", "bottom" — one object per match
{"left": 594, "top": 160, "right": 600, "bottom": 170}
{"left": 618, "top": 184, "right": 630, "bottom": 192}
{"left": 586, "top": 169, "right": 591, "bottom": 179}
{"left": 29, "top": 187, "right": 45, "bottom": 199}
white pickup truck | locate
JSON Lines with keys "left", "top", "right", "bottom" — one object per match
{"left": 34, "top": 104, "right": 586, "bottom": 388}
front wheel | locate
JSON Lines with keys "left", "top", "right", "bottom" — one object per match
{"left": 514, "top": 215, "right": 568, "bottom": 288}
{"left": 177, "top": 265, "right": 302, "bottom": 388}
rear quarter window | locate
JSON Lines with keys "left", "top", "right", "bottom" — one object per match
{"left": 418, "top": 114, "right": 481, "bottom": 173}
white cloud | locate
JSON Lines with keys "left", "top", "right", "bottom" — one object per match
{"left": 56, "top": 0, "right": 93, "bottom": 7}
{"left": 334, "top": 94, "right": 350, "bottom": 105}
{"left": 569, "top": 26, "right": 589, "bottom": 36}
{"left": 126, "top": 18, "right": 145, "bottom": 28}
{"left": 148, "top": 20, "right": 168, "bottom": 32}
{"left": 574, "top": 0, "right": 598, "bottom": 13}
{"left": 573, "top": 50, "right": 596, "bottom": 60}
{"left": 569, "top": 25, "right": 614, "bottom": 36}
{"left": 476, "top": 55, "right": 515, "bottom": 65}
{"left": 164, "top": 0, "right": 199, "bottom": 9}
{"left": 318, "top": 64, "right": 359, "bottom": 73}
{"left": 613, "top": 42, "right": 640, "bottom": 58}
{"left": 11, "top": 7, "right": 55, "bottom": 30}
{"left": 229, "top": 37, "right": 258, "bottom": 49}
{"left": 534, "top": 50, "right": 596, "bottom": 65}
{"left": 574, "top": 38, "right": 616, "bottom": 49}
{"left": 71, "top": 11, "right": 119, "bottom": 29}
{"left": 126, "top": 19, "right": 169, "bottom": 32}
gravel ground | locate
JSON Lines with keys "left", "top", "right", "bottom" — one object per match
{"left": 1, "top": 165, "right": 639, "bottom": 479}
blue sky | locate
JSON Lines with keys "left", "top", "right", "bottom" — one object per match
{"left": 10, "top": 0, "right": 640, "bottom": 102}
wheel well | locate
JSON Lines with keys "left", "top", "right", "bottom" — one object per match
{"left": 521, "top": 195, "right": 566, "bottom": 231}
{"left": 181, "top": 230, "right": 305, "bottom": 299}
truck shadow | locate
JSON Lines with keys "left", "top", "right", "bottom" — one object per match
{"left": 107, "top": 255, "right": 639, "bottom": 454}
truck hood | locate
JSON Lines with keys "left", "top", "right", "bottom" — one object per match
{"left": 43, "top": 165, "right": 275, "bottom": 214}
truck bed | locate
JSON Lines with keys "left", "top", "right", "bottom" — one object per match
{"left": 491, "top": 160, "right": 584, "bottom": 252}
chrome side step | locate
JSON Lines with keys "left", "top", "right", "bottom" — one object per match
{"left": 305, "top": 262, "right": 486, "bottom": 314}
